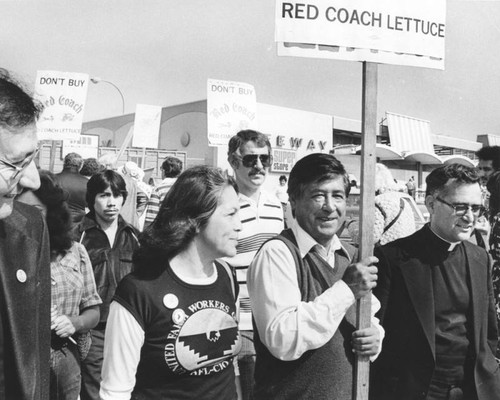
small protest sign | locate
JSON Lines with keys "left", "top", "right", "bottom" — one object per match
{"left": 35, "top": 70, "right": 89, "bottom": 140}
{"left": 207, "top": 79, "right": 257, "bottom": 147}
{"left": 132, "top": 104, "right": 162, "bottom": 149}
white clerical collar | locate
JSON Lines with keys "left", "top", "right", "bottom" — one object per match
{"left": 429, "top": 226, "right": 460, "bottom": 251}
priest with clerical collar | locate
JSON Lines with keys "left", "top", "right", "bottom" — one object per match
{"left": 371, "top": 163, "right": 500, "bottom": 400}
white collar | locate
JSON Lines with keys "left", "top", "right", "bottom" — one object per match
{"left": 429, "top": 226, "right": 460, "bottom": 251}
{"left": 291, "top": 223, "right": 347, "bottom": 260}
{"left": 239, "top": 189, "right": 266, "bottom": 204}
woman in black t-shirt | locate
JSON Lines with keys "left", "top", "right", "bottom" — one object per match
{"left": 100, "top": 166, "right": 242, "bottom": 400}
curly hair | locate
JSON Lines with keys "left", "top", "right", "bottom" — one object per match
{"left": 161, "top": 157, "right": 183, "bottom": 178}
{"left": 487, "top": 171, "right": 500, "bottom": 220}
{"left": 134, "top": 165, "right": 238, "bottom": 275}
{"left": 63, "top": 152, "right": 83, "bottom": 170}
{"left": 33, "top": 170, "right": 73, "bottom": 256}
{"left": 476, "top": 146, "right": 500, "bottom": 171}
{"left": 80, "top": 158, "right": 105, "bottom": 177}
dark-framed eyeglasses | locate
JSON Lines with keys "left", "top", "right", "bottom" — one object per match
{"left": 238, "top": 154, "right": 272, "bottom": 168}
{"left": 0, "top": 147, "right": 40, "bottom": 183}
{"left": 435, "top": 196, "right": 484, "bottom": 217}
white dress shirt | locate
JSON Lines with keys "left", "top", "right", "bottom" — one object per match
{"left": 247, "top": 223, "right": 384, "bottom": 361}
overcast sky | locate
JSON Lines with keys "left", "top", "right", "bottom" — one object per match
{"left": 2, "top": 0, "right": 499, "bottom": 141}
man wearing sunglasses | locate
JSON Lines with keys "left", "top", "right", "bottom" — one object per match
{"left": 372, "top": 163, "right": 500, "bottom": 400}
{"left": 225, "top": 129, "right": 284, "bottom": 400}
{"left": 0, "top": 71, "right": 51, "bottom": 399}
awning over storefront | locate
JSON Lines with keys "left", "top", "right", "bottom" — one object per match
{"left": 385, "top": 112, "right": 442, "bottom": 165}
{"left": 354, "top": 144, "right": 403, "bottom": 160}
{"left": 402, "top": 151, "right": 443, "bottom": 165}
{"left": 478, "top": 134, "right": 500, "bottom": 147}
{"left": 441, "top": 155, "right": 476, "bottom": 167}
{"left": 373, "top": 144, "right": 404, "bottom": 160}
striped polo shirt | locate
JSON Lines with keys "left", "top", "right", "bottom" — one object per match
{"left": 224, "top": 190, "right": 284, "bottom": 330}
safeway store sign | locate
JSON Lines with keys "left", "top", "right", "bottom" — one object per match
{"left": 275, "top": 0, "right": 446, "bottom": 69}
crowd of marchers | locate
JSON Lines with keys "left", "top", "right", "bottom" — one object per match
{"left": 2, "top": 69, "right": 500, "bottom": 400}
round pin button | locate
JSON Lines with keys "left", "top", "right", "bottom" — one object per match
{"left": 172, "top": 309, "right": 186, "bottom": 325}
{"left": 163, "top": 294, "right": 179, "bottom": 309}
{"left": 16, "top": 269, "right": 27, "bottom": 283}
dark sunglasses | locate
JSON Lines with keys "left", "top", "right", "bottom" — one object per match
{"left": 239, "top": 154, "right": 272, "bottom": 168}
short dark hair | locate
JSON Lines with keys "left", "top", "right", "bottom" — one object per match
{"left": 476, "top": 146, "right": 500, "bottom": 171}
{"left": 279, "top": 175, "right": 287, "bottom": 182}
{"left": 425, "top": 163, "right": 480, "bottom": 197}
{"left": 161, "top": 157, "right": 183, "bottom": 178}
{"left": 86, "top": 170, "right": 128, "bottom": 214}
{"left": 0, "top": 69, "right": 42, "bottom": 131}
{"left": 34, "top": 170, "right": 73, "bottom": 255}
{"left": 487, "top": 171, "right": 500, "bottom": 219}
{"left": 227, "top": 129, "right": 271, "bottom": 165}
{"left": 134, "top": 165, "right": 238, "bottom": 275}
{"left": 63, "top": 152, "right": 83, "bottom": 170}
{"left": 80, "top": 158, "right": 105, "bottom": 177}
{"left": 288, "top": 153, "right": 350, "bottom": 202}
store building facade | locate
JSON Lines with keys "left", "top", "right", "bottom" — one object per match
{"left": 78, "top": 100, "right": 332, "bottom": 193}
{"left": 42, "top": 101, "right": 497, "bottom": 199}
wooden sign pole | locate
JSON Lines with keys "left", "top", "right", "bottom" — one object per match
{"left": 141, "top": 147, "right": 146, "bottom": 169}
{"left": 49, "top": 140, "right": 60, "bottom": 173}
{"left": 353, "top": 61, "right": 378, "bottom": 400}
{"left": 114, "top": 126, "right": 134, "bottom": 168}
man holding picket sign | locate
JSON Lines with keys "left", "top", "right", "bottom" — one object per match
{"left": 274, "top": 1, "right": 447, "bottom": 397}
{"left": 247, "top": 153, "right": 383, "bottom": 399}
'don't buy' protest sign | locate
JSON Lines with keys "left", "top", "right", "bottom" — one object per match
{"left": 207, "top": 79, "right": 257, "bottom": 147}
{"left": 35, "top": 70, "right": 89, "bottom": 140}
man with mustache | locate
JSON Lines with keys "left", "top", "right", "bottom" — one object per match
{"left": 225, "top": 130, "right": 284, "bottom": 400}
{"left": 247, "top": 153, "right": 382, "bottom": 399}
{"left": 371, "top": 163, "right": 500, "bottom": 400}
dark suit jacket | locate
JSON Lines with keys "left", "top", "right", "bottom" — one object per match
{"left": 371, "top": 224, "right": 500, "bottom": 400}
{"left": 55, "top": 167, "right": 88, "bottom": 224}
{"left": 0, "top": 202, "right": 51, "bottom": 399}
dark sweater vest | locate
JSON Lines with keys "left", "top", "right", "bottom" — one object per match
{"left": 253, "top": 229, "right": 357, "bottom": 399}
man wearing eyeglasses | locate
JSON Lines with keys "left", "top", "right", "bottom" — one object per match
{"left": 225, "top": 129, "right": 284, "bottom": 400}
{"left": 0, "top": 71, "right": 50, "bottom": 399}
{"left": 371, "top": 163, "right": 500, "bottom": 400}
